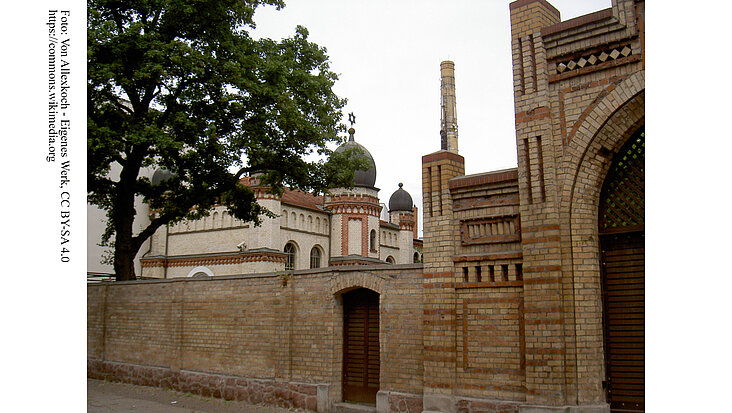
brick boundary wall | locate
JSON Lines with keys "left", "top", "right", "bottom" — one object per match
{"left": 88, "top": 359, "right": 319, "bottom": 410}
{"left": 88, "top": 264, "right": 425, "bottom": 413}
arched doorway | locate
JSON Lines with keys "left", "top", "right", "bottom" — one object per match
{"left": 342, "top": 288, "right": 380, "bottom": 404}
{"left": 599, "top": 127, "right": 644, "bottom": 412}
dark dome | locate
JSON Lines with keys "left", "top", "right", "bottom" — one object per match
{"left": 151, "top": 168, "right": 176, "bottom": 186}
{"left": 334, "top": 128, "right": 377, "bottom": 188}
{"left": 389, "top": 183, "right": 413, "bottom": 212}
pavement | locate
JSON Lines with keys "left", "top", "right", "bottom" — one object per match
{"left": 88, "top": 378, "right": 310, "bottom": 413}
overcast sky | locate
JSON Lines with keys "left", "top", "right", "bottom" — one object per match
{"left": 250, "top": 0, "right": 611, "bottom": 234}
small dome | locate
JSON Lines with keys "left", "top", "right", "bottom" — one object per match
{"left": 334, "top": 127, "right": 376, "bottom": 188}
{"left": 389, "top": 183, "right": 413, "bottom": 212}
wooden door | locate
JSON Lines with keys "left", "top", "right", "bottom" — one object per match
{"left": 601, "top": 232, "right": 644, "bottom": 412}
{"left": 342, "top": 288, "right": 380, "bottom": 404}
{"left": 599, "top": 127, "right": 644, "bottom": 412}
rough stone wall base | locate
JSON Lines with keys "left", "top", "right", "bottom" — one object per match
{"left": 518, "top": 405, "right": 609, "bottom": 413}
{"left": 88, "top": 359, "right": 321, "bottom": 412}
{"left": 420, "top": 394, "right": 608, "bottom": 413}
{"left": 379, "top": 390, "right": 423, "bottom": 413}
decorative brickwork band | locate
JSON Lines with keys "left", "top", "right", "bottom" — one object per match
{"left": 140, "top": 250, "right": 287, "bottom": 268}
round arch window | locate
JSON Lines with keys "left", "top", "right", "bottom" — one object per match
{"left": 386, "top": 256, "right": 395, "bottom": 264}
{"left": 310, "top": 246, "right": 323, "bottom": 269}
{"left": 284, "top": 242, "right": 297, "bottom": 270}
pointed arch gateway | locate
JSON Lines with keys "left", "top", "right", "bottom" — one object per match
{"left": 563, "top": 72, "right": 644, "bottom": 410}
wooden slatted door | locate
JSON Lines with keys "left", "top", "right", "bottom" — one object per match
{"left": 601, "top": 232, "right": 644, "bottom": 412}
{"left": 599, "top": 127, "right": 644, "bottom": 412}
{"left": 343, "top": 288, "right": 380, "bottom": 404}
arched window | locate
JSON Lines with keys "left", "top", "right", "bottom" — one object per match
{"left": 310, "top": 246, "right": 322, "bottom": 269}
{"left": 186, "top": 266, "right": 214, "bottom": 278}
{"left": 282, "top": 209, "right": 288, "bottom": 227}
{"left": 284, "top": 242, "right": 297, "bottom": 271}
{"left": 370, "top": 229, "right": 377, "bottom": 251}
{"left": 414, "top": 252, "right": 420, "bottom": 263}
{"left": 386, "top": 256, "right": 395, "bottom": 264}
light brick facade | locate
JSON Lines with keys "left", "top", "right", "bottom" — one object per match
{"left": 89, "top": 1, "right": 644, "bottom": 412}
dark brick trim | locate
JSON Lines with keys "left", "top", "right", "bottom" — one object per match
{"left": 422, "top": 150, "right": 465, "bottom": 164}
{"left": 509, "top": 0, "right": 560, "bottom": 18}
{"left": 449, "top": 169, "right": 519, "bottom": 189}
{"left": 541, "top": 8, "right": 613, "bottom": 37}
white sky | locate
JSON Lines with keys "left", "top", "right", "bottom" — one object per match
{"left": 251, "top": 0, "right": 611, "bottom": 235}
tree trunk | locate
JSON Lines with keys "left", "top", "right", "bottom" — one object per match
{"left": 113, "top": 241, "right": 137, "bottom": 281}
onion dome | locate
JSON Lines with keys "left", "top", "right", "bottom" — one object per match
{"left": 389, "top": 183, "right": 413, "bottom": 212}
{"left": 334, "top": 127, "right": 377, "bottom": 188}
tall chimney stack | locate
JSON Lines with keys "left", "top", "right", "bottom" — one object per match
{"left": 440, "top": 61, "right": 458, "bottom": 153}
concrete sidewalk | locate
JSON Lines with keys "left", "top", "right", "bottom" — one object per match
{"left": 88, "top": 378, "right": 309, "bottom": 412}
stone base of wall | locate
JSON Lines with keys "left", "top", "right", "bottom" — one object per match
{"left": 517, "top": 406, "right": 609, "bottom": 413}
{"left": 457, "top": 396, "right": 520, "bottom": 413}
{"left": 88, "top": 359, "right": 319, "bottom": 411}
{"left": 378, "top": 390, "right": 423, "bottom": 413}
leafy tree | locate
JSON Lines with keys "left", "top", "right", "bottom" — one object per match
{"left": 88, "top": 0, "right": 367, "bottom": 281}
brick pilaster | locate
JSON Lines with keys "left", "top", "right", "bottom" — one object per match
{"left": 421, "top": 151, "right": 464, "bottom": 398}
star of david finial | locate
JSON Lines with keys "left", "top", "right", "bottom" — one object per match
{"left": 348, "top": 112, "right": 356, "bottom": 126}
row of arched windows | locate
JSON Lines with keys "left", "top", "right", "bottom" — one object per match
{"left": 169, "top": 209, "right": 248, "bottom": 233}
{"left": 284, "top": 241, "right": 325, "bottom": 270}
{"left": 281, "top": 209, "right": 328, "bottom": 234}
{"left": 381, "top": 230, "right": 398, "bottom": 247}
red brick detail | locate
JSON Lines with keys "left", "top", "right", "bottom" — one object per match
{"left": 521, "top": 235, "right": 560, "bottom": 244}
{"left": 541, "top": 8, "right": 613, "bottom": 37}
{"left": 524, "top": 318, "right": 562, "bottom": 325}
{"left": 555, "top": 69, "right": 639, "bottom": 146}
{"left": 449, "top": 169, "right": 519, "bottom": 189}
{"left": 424, "top": 345, "right": 456, "bottom": 352}
{"left": 423, "top": 272, "right": 454, "bottom": 279}
{"left": 514, "top": 106, "right": 550, "bottom": 125}
{"left": 526, "top": 359, "right": 548, "bottom": 366}
{"left": 560, "top": 73, "right": 637, "bottom": 147}
{"left": 424, "top": 282, "right": 456, "bottom": 289}
{"left": 524, "top": 306, "right": 563, "bottom": 313}
{"left": 520, "top": 224, "right": 559, "bottom": 233}
{"left": 526, "top": 348, "right": 565, "bottom": 355}
{"left": 140, "top": 251, "right": 287, "bottom": 268}
{"left": 455, "top": 281, "right": 523, "bottom": 289}
{"left": 523, "top": 277, "right": 562, "bottom": 286}
{"left": 423, "top": 381, "right": 453, "bottom": 389}
{"left": 509, "top": 0, "right": 560, "bottom": 17}
{"left": 523, "top": 265, "right": 561, "bottom": 273}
